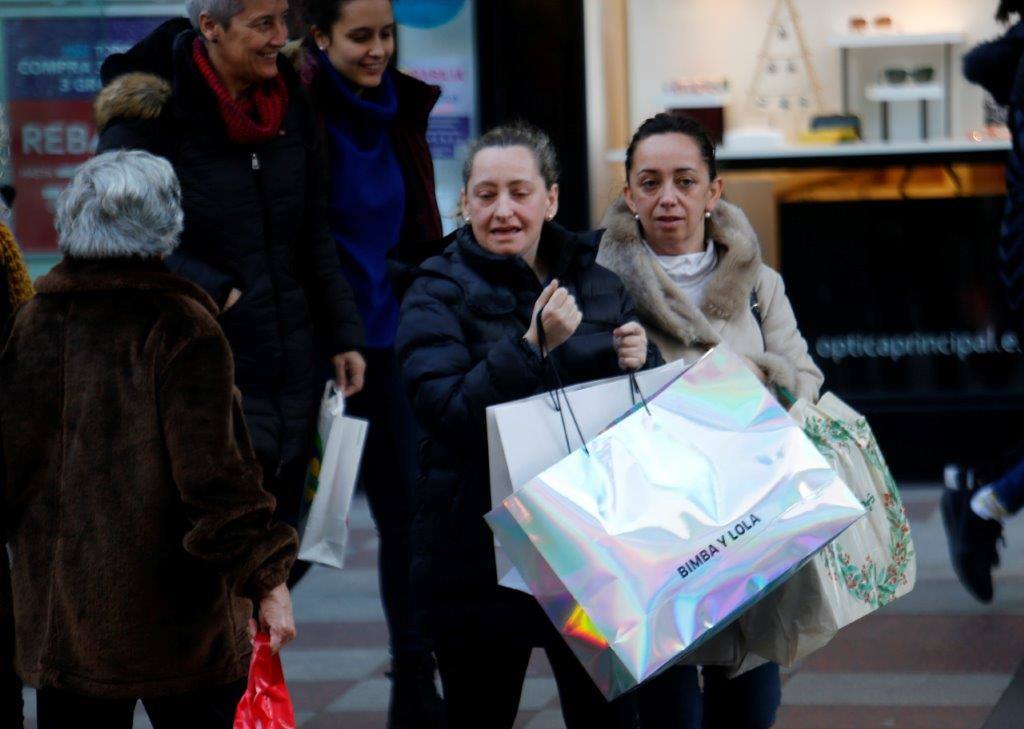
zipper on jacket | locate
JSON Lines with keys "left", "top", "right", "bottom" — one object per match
{"left": 250, "top": 149, "right": 287, "bottom": 478}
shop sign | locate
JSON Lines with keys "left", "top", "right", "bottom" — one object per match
{"left": 405, "top": 58, "right": 472, "bottom": 161}
{"left": 5, "top": 17, "right": 168, "bottom": 251}
{"left": 394, "top": 0, "right": 467, "bottom": 29}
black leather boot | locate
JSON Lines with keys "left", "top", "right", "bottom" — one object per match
{"left": 941, "top": 464, "right": 1003, "bottom": 603}
{"left": 387, "top": 652, "right": 444, "bottom": 729}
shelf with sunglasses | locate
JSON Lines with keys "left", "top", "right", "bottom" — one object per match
{"left": 865, "top": 83, "right": 943, "bottom": 104}
{"left": 605, "top": 138, "right": 1011, "bottom": 171}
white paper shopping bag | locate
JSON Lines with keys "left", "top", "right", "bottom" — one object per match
{"left": 298, "top": 381, "right": 368, "bottom": 569}
{"left": 486, "top": 358, "right": 694, "bottom": 580}
{"left": 487, "top": 357, "right": 694, "bottom": 512}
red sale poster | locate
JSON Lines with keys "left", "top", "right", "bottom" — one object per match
{"left": 4, "top": 17, "right": 169, "bottom": 252}
{"left": 8, "top": 100, "right": 95, "bottom": 251}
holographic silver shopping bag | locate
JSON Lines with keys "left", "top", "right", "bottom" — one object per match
{"left": 485, "top": 344, "right": 866, "bottom": 699}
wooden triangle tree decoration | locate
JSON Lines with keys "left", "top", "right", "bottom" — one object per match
{"left": 745, "top": 0, "right": 824, "bottom": 128}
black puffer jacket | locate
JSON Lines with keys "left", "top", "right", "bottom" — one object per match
{"left": 396, "top": 223, "right": 662, "bottom": 612}
{"left": 965, "top": 21, "right": 1024, "bottom": 327}
{"left": 94, "top": 19, "right": 363, "bottom": 474}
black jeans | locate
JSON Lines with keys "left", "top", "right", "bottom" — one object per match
{"left": 260, "top": 449, "right": 310, "bottom": 588}
{"left": 36, "top": 678, "right": 246, "bottom": 729}
{"left": 432, "top": 587, "right": 780, "bottom": 729}
{"left": 636, "top": 660, "right": 781, "bottom": 729}
{"left": 702, "top": 661, "right": 781, "bottom": 728}
{"left": 345, "top": 347, "right": 423, "bottom": 656}
{"left": 432, "top": 587, "right": 637, "bottom": 729}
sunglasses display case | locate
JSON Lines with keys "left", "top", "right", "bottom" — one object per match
{"left": 827, "top": 31, "right": 965, "bottom": 141}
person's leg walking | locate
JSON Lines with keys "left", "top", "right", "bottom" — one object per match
{"left": 36, "top": 689, "right": 135, "bottom": 729}
{"left": 942, "top": 456, "right": 1014, "bottom": 603}
{"left": 346, "top": 349, "right": 422, "bottom": 654}
{"left": 634, "top": 663, "right": 703, "bottom": 729}
{"left": 142, "top": 678, "right": 247, "bottom": 729}
{"left": 538, "top": 608, "right": 638, "bottom": 729}
{"left": 433, "top": 598, "right": 533, "bottom": 729}
{"left": 260, "top": 452, "right": 311, "bottom": 587}
{"left": 701, "top": 661, "right": 781, "bottom": 729}
{"left": 983, "top": 454, "right": 1024, "bottom": 517}
{"left": 346, "top": 347, "right": 439, "bottom": 724}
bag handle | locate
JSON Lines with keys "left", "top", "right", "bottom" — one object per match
{"left": 326, "top": 380, "right": 346, "bottom": 417}
{"left": 776, "top": 385, "right": 797, "bottom": 409}
{"left": 749, "top": 289, "right": 767, "bottom": 351}
{"left": 535, "top": 308, "right": 590, "bottom": 457}
{"left": 628, "top": 369, "right": 652, "bottom": 415}
{"left": 750, "top": 290, "right": 800, "bottom": 410}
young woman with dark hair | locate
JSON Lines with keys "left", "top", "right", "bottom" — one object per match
{"left": 597, "top": 113, "right": 823, "bottom": 728}
{"left": 291, "top": 1, "right": 445, "bottom": 725}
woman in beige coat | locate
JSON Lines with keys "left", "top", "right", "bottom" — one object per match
{"left": 596, "top": 113, "right": 823, "bottom": 728}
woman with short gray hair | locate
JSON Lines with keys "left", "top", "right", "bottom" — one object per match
{"left": 0, "top": 149, "right": 299, "bottom": 727}
{"left": 94, "top": 0, "right": 367, "bottom": 546}
{"left": 54, "top": 149, "right": 183, "bottom": 259}
{"left": 185, "top": 0, "right": 244, "bottom": 29}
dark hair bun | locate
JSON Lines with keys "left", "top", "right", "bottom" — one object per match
{"left": 624, "top": 113, "right": 717, "bottom": 182}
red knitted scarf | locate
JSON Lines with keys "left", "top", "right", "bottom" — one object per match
{"left": 192, "top": 37, "right": 289, "bottom": 146}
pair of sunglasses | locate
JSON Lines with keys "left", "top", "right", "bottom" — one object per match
{"left": 849, "top": 15, "right": 893, "bottom": 32}
{"left": 881, "top": 66, "right": 935, "bottom": 85}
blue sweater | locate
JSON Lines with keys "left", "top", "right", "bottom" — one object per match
{"left": 320, "top": 51, "right": 406, "bottom": 347}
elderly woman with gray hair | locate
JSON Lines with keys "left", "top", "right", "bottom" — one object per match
{"left": 0, "top": 150, "right": 299, "bottom": 728}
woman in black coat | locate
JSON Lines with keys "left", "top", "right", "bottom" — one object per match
{"left": 965, "top": 0, "right": 1024, "bottom": 328}
{"left": 294, "top": 0, "right": 446, "bottom": 723}
{"left": 93, "top": 6, "right": 365, "bottom": 531}
{"left": 943, "top": 0, "right": 1024, "bottom": 607}
{"left": 396, "top": 123, "right": 660, "bottom": 729}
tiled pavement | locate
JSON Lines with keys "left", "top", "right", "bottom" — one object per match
{"left": 21, "top": 485, "right": 1024, "bottom": 728}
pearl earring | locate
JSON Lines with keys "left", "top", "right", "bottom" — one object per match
{"left": 704, "top": 211, "right": 712, "bottom": 219}
{"left": 633, "top": 213, "right": 640, "bottom": 221}
{"left": 318, "top": 45, "right": 326, "bottom": 51}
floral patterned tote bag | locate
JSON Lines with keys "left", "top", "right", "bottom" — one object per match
{"left": 737, "top": 391, "right": 916, "bottom": 666}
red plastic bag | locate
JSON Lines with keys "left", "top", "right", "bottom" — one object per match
{"left": 234, "top": 633, "right": 296, "bottom": 729}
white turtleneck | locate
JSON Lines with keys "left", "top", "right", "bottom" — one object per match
{"left": 643, "top": 239, "right": 718, "bottom": 307}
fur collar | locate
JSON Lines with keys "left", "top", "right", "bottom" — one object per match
{"left": 94, "top": 71, "right": 172, "bottom": 130}
{"left": 36, "top": 258, "right": 218, "bottom": 316}
{"left": 596, "top": 197, "right": 761, "bottom": 347}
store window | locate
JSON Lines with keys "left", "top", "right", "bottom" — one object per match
{"left": 394, "top": 0, "right": 477, "bottom": 232}
{"left": 1, "top": 0, "right": 477, "bottom": 277}
{"left": 0, "top": 2, "right": 177, "bottom": 276}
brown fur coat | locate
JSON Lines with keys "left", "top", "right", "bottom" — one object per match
{"left": 597, "top": 197, "right": 823, "bottom": 401}
{"left": 0, "top": 257, "right": 297, "bottom": 698}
